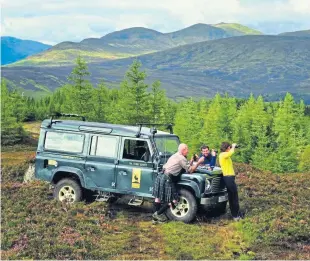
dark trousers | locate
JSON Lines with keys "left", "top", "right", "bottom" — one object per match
{"left": 223, "top": 176, "right": 240, "bottom": 218}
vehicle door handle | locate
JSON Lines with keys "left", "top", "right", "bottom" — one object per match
{"left": 87, "top": 167, "right": 96, "bottom": 172}
{"left": 119, "top": 171, "right": 127, "bottom": 176}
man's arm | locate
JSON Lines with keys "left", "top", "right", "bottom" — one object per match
{"left": 188, "top": 156, "right": 205, "bottom": 173}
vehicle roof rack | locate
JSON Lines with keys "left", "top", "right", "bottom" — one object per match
{"left": 135, "top": 123, "right": 174, "bottom": 137}
{"left": 47, "top": 113, "right": 86, "bottom": 128}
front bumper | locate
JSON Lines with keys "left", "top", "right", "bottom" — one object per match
{"left": 200, "top": 192, "right": 228, "bottom": 206}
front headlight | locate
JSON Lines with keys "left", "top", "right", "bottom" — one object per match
{"left": 205, "top": 179, "right": 211, "bottom": 193}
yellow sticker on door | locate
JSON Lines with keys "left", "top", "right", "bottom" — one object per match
{"left": 132, "top": 168, "right": 141, "bottom": 188}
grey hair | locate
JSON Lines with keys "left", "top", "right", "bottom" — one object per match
{"left": 178, "top": 143, "right": 188, "bottom": 153}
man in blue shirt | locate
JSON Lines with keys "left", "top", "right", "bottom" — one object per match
{"left": 198, "top": 145, "right": 217, "bottom": 167}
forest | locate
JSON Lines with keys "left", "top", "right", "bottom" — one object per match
{"left": 2, "top": 57, "right": 310, "bottom": 173}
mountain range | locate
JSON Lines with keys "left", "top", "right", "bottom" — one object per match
{"left": 5, "top": 23, "right": 262, "bottom": 66}
{"left": 1, "top": 36, "right": 51, "bottom": 65}
{"left": 1, "top": 24, "right": 310, "bottom": 103}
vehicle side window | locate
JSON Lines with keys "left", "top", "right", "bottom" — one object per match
{"left": 44, "top": 132, "right": 84, "bottom": 153}
{"left": 90, "top": 135, "right": 118, "bottom": 158}
{"left": 123, "top": 139, "right": 150, "bottom": 161}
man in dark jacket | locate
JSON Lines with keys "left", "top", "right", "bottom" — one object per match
{"left": 198, "top": 145, "right": 217, "bottom": 167}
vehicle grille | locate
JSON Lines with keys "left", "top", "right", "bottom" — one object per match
{"left": 211, "top": 176, "right": 226, "bottom": 193}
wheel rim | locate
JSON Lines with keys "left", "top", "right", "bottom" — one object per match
{"left": 58, "top": 185, "right": 76, "bottom": 203}
{"left": 170, "top": 196, "right": 190, "bottom": 217}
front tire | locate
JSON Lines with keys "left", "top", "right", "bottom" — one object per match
{"left": 166, "top": 188, "right": 197, "bottom": 223}
{"left": 53, "top": 178, "right": 82, "bottom": 203}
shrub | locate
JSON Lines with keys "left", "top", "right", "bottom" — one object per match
{"left": 298, "top": 145, "right": 310, "bottom": 172}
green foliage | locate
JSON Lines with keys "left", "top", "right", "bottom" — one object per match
{"left": 174, "top": 98, "right": 203, "bottom": 153}
{"left": 149, "top": 80, "right": 167, "bottom": 124}
{"left": 199, "top": 94, "right": 236, "bottom": 151}
{"left": 90, "top": 81, "right": 112, "bottom": 122}
{"left": 1, "top": 79, "right": 26, "bottom": 145}
{"left": 114, "top": 60, "right": 150, "bottom": 124}
{"left": 271, "top": 93, "right": 306, "bottom": 172}
{"left": 67, "top": 56, "right": 93, "bottom": 116}
{"left": 232, "top": 95, "right": 271, "bottom": 165}
{"left": 160, "top": 221, "right": 250, "bottom": 260}
{"left": 3, "top": 58, "right": 310, "bottom": 173}
{"left": 298, "top": 145, "right": 310, "bottom": 171}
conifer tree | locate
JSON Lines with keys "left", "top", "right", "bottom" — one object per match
{"left": 67, "top": 56, "right": 94, "bottom": 116}
{"left": 91, "top": 81, "right": 110, "bottom": 122}
{"left": 174, "top": 98, "right": 202, "bottom": 153}
{"left": 1, "top": 80, "right": 25, "bottom": 145}
{"left": 116, "top": 60, "right": 150, "bottom": 124}
{"left": 149, "top": 80, "right": 167, "bottom": 124}
{"left": 272, "top": 93, "right": 306, "bottom": 172}
{"left": 232, "top": 95, "right": 271, "bottom": 165}
{"left": 199, "top": 94, "right": 236, "bottom": 151}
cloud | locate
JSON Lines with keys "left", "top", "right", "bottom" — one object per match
{"left": 1, "top": 0, "right": 310, "bottom": 44}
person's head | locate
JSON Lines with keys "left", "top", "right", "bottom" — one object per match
{"left": 200, "top": 145, "right": 210, "bottom": 156}
{"left": 178, "top": 143, "right": 189, "bottom": 157}
{"left": 220, "top": 142, "right": 231, "bottom": 152}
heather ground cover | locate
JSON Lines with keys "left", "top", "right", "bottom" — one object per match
{"left": 1, "top": 147, "right": 309, "bottom": 260}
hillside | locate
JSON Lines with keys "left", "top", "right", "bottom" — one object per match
{"left": 8, "top": 23, "right": 261, "bottom": 66}
{"left": 214, "top": 22, "right": 262, "bottom": 36}
{"left": 1, "top": 36, "right": 51, "bottom": 65}
{"left": 2, "top": 35, "right": 310, "bottom": 103}
{"left": 279, "top": 29, "right": 310, "bottom": 37}
{"left": 1, "top": 135, "right": 310, "bottom": 259}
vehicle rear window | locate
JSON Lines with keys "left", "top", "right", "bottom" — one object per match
{"left": 44, "top": 132, "right": 84, "bottom": 153}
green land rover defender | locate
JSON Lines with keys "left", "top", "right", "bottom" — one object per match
{"left": 35, "top": 115, "right": 228, "bottom": 223}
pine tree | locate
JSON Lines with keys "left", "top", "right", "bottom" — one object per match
{"left": 10, "top": 89, "right": 27, "bottom": 122}
{"left": 174, "top": 98, "right": 202, "bottom": 153}
{"left": 1, "top": 79, "right": 25, "bottom": 145}
{"left": 149, "top": 80, "right": 167, "bottom": 124}
{"left": 116, "top": 60, "right": 150, "bottom": 124}
{"left": 67, "top": 56, "right": 94, "bottom": 116}
{"left": 199, "top": 94, "right": 236, "bottom": 151}
{"left": 91, "top": 80, "right": 110, "bottom": 122}
{"left": 272, "top": 93, "right": 306, "bottom": 172}
{"left": 232, "top": 95, "right": 271, "bottom": 164}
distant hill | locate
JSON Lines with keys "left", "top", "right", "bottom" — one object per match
{"left": 1, "top": 37, "right": 51, "bottom": 65}
{"left": 166, "top": 23, "right": 232, "bottom": 45}
{"left": 279, "top": 29, "right": 310, "bottom": 37}
{"left": 2, "top": 35, "right": 310, "bottom": 103}
{"left": 9, "top": 23, "right": 262, "bottom": 66}
{"left": 214, "top": 23, "right": 262, "bottom": 36}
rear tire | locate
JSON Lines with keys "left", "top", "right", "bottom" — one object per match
{"left": 53, "top": 178, "right": 82, "bottom": 203}
{"left": 166, "top": 188, "right": 197, "bottom": 223}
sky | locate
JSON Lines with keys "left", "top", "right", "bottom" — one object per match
{"left": 1, "top": 0, "right": 310, "bottom": 45}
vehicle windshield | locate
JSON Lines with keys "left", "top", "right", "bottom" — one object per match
{"left": 154, "top": 136, "right": 180, "bottom": 155}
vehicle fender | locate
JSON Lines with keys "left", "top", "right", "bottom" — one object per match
{"left": 52, "top": 166, "right": 85, "bottom": 187}
{"left": 177, "top": 180, "right": 201, "bottom": 198}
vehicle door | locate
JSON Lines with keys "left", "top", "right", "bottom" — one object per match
{"left": 116, "top": 138, "right": 155, "bottom": 196}
{"left": 84, "top": 135, "right": 119, "bottom": 191}
{"left": 35, "top": 130, "right": 86, "bottom": 182}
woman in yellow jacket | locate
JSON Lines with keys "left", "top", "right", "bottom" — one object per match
{"left": 219, "top": 142, "right": 242, "bottom": 221}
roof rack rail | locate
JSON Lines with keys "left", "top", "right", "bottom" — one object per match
{"left": 135, "top": 123, "right": 174, "bottom": 137}
{"left": 47, "top": 113, "right": 86, "bottom": 128}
